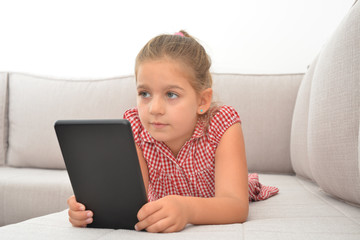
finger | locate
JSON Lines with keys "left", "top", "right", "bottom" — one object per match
{"left": 67, "top": 195, "right": 76, "bottom": 207}
{"left": 135, "top": 208, "right": 167, "bottom": 232}
{"left": 68, "top": 195, "right": 86, "bottom": 211}
{"left": 68, "top": 209, "right": 93, "bottom": 222}
{"left": 144, "top": 217, "right": 174, "bottom": 233}
{"left": 69, "top": 216, "right": 93, "bottom": 228}
{"left": 137, "top": 201, "right": 162, "bottom": 222}
{"left": 162, "top": 223, "right": 183, "bottom": 233}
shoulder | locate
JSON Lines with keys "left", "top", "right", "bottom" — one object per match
{"left": 123, "top": 108, "right": 140, "bottom": 124}
{"left": 211, "top": 105, "right": 241, "bottom": 125}
{"left": 123, "top": 108, "right": 142, "bottom": 130}
{"left": 123, "top": 108, "right": 143, "bottom": 144}
{"left": 207, "top": 105, "right": 241, "bottom": 145}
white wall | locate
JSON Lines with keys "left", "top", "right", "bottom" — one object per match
{"left": 0, "top": 0, "right": 355, "bottom": 78}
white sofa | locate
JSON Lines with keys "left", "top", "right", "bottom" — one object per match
{"left": 0, "top": 1, "right": 359, "bottom": 239}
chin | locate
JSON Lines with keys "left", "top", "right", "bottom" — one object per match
{"left": 147, "top": 130, "right": 167, "bottom": 141}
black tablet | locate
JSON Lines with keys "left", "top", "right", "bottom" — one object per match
{"left": 54, "top": 119, "right": 147, "bottom": 229}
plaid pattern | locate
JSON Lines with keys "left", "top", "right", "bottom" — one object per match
{"left": 248, "top": 173, "right": 279, "bottom": 201}
{"left": 124, "top": 106, "right": 279, "bottom": 202}
{"left": 124, "top": 105, "right": 240, "bottom": 201}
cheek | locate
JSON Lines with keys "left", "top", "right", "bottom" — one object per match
{"left": 136, "top": 97, "right": 143, "bottom": 108}
{"left": 171, "top": 103, "right": 198, "bottom": 122}
{"left": 136, "top": 102, "right": 147, "bottom": 122}
{"left": 137, "top": 97, "right": 147, "bottom": 111}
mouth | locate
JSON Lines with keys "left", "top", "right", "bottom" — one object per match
{"left": 150, "top": 122, "right": 169, "bottom": 129}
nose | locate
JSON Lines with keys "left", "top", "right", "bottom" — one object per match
{"left": 149, "top": 96, "right": 165, "bottom": 115}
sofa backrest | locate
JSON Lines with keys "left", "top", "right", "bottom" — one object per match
{"left": 0, "top": 73, "right": 8, "bottom": 166}
{"left": 291, "top": 55, "right": 318, "bottom": 181}
{"left": 291, "top": 0, "right": 360, "bottom": 205}
{"left": 6, "top": 73, "right": 137, "bottom": 169}
{"left": 1, "top": 72, "right": 303, "bottom": 173}
{"left": 213, "top": 73, "right": 303, "bottom": 173}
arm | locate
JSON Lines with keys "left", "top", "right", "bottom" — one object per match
{"left": 135, "top": 144, "right": 150, "bottom": 196}
{"left": 183, "top": 122, "right": 249, "bottom": 224}
{"left": 135, "top": 123, "right": 248, "bottom": 232}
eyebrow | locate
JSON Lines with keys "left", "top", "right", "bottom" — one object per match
{"left": 136, "top": 84, "right": 149, "bottom": 89}
{"left": 137, "top": 84, "right": 185, "bottom": 91}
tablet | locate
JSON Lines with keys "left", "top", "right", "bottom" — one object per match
{"left": 54, "top": 119, "right": 147, "bottom": 229}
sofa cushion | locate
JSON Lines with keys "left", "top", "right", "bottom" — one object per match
{"left": 213, "top": 73, "right": 303, "bottom": 173}
{"left": 0, "top": 73, "right": 8, "bottom": 166}
{"left": 308, "top": 1, "right": 360, "bottom": 205}
{"left": 1, "top": 174, "right": 359, "bottom": 239}
{"left": 7, "top": 73, "right": 137, "bottom": 169}
{"left": 290, "top": 56, "right": 318, "bottom": 182}
{"left": 0, "top": 167, "right": 73, "bottom": 226}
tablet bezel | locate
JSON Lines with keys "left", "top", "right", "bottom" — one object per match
{"left": 55, "top": 119, "right": 147, "bottom": 229}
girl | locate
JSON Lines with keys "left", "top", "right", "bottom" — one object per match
{"left": 68, "top": 30, "right": 252, "bottom": 233}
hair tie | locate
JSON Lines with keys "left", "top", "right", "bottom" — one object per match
{"left": 174, "top": 32, "right": 184, "bottom": 37}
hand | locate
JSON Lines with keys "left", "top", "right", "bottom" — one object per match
{"left": 67, "top": 195, "right": 93, "bottom": 227}
{"left": 135, "top": 195, "right": 189, "bottom": 233}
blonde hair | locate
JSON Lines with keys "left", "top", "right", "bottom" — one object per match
{"left": 135, "top": 30, "right": 218, "bottom": 124}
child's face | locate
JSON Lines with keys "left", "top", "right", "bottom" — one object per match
{"left": 136, "top": 59, "right": 200, "bottom": 155}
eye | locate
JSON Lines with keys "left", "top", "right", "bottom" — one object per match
{"left": 138, "top": 91, "right": 151, "bottom": 98}
{"left": 166, "top": 92, "right": 179, "bottom": 99}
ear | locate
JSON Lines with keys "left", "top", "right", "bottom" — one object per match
{"left": 197, "top": 88, "right": 213, "bottom": 115}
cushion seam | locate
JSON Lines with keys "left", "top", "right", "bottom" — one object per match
{"left": 295, "top": 177, "right": 360, "bottom": 226}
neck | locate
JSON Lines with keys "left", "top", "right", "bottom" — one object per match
{"left": 164, "top": 139, "right": 186, "bottom": 159}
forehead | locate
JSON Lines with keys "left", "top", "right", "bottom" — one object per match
{"left": 136, "top": 59, "right": 195, "bottom": 88}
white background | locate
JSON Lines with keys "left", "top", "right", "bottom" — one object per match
{"left": 0, "top": 0, "right": 355, "bottom": 78}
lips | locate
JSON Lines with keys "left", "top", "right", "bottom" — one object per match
{"left": 150, "top": 122, "right": 168, "bottom": 129}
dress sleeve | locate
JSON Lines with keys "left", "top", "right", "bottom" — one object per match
{"left": 208, "top": 105, "right": 241, "bottom": 146}
{"left": 123, "top": 108, "right": 142, "bottom": 146}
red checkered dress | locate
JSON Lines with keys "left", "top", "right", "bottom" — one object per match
{"left": 124, "top": 105, "right": 241, "bottom": 201}
{"left": 124, "top": 105, "right": 279, "bottom": 202}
